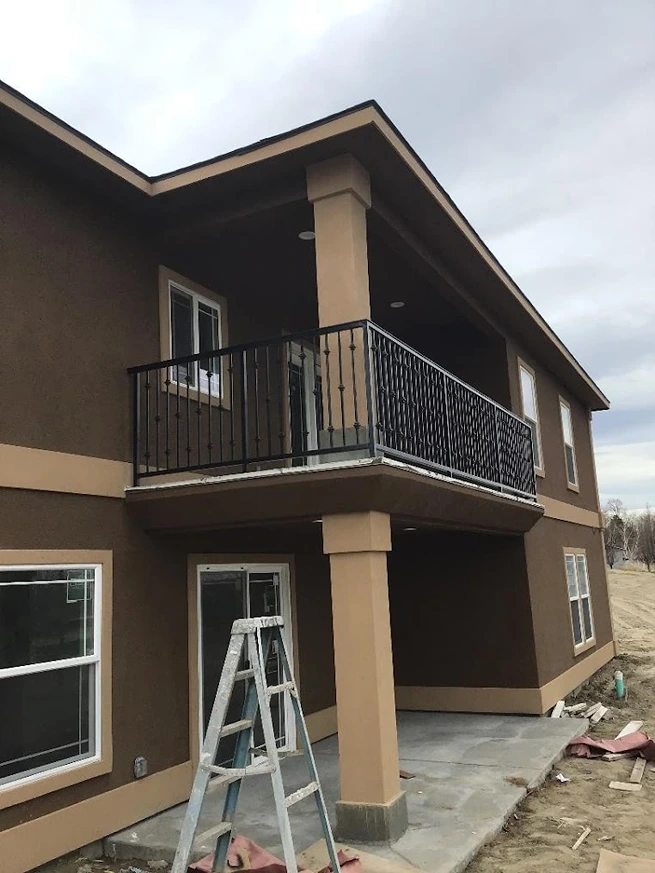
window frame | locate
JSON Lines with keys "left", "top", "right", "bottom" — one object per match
{"left": 563, "top": 548, "right": 595, "bottom": 655}
{"left": 517, "top": 359, "right": 545, "bottom": 476}
{"left": 0, "top": 551, "right": 112, "bottom": 810}
{"left": 559, "top": 396, "right": 579, "bottom": 491}
{"left": 158, "top": 266, "right": 230, "bottom": 408}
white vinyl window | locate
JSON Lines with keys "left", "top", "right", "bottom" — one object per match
{"left": 518, "top": 362, "right": 543, "bottom": 472}
{"left": 169, "top": 281, "right": 222, "bottom": 395}
{"left": 565, "top": 552, "right": 594, "bottom": 649}
{"left": 559, "top": 399, "right": 578, "bottom": 488}
{"left": 0, "top": 565, "right": 101, "bottom": 789}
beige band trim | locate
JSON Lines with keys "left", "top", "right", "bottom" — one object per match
{"left": 395, "top": 641, "right": 615, "bottom": 716}
{"left": 305, "top": 705, "right": 338, "bottom": 743}
{"left": 0, "top": 443, "right": 131, "bottom": 498}
{"left": 0, "top": 761, "right": 193, "bottom": 873}
{"left": 540, "top": 495, "right": 602, "bottom": 528}
{"left": 0, "top": 550, "right": 113, "bottom": 810}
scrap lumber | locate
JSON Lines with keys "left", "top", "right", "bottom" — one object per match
{"left": 630, "top": 758, "right": 647, "bottom": 784}
{"left": 615, "top": 721, "right": 644, "bottom": 739}
{"left": 591, "top": 705, "right": 609, "bottom": 724}
{"left": 602, "top": 752, "right": 634, "bottom": 762}
{"left": 565, "top": 702, "right": 589, "bottom": 713}
{"left": 551, "top": 700, "right": 566, "bottom": 718}
{"left": 572, "top": 827, "right": 592, "bottom": 850}
{"left": 609, "top": 781, "right": 642, "bottom": 792}
{"left": 583, "top": 702, "right": 603, "bottom": 718}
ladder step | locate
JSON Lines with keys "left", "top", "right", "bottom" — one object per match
{"left": 235, "top": 668, "right": 255, "bottom": 681}
{"left": 285, "top": 781, "right": 319, "bottom": 808}
{"left": 202, "top": 761, "right": 276, "bottom": 778}
{"left": 266, "top": 681, "right": 295, "bottom": 696}
{"left": 193, "top": 820, "right": 232, "bottom": 847}
{"left": 220, "top": 718, "right": 253, "bottom": 738}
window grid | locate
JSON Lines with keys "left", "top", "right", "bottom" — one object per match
{"left": 169, "top": 280, "right": 223, "bottom": 396}
{"left": 518, "top": 362, "right": 543, "bottom": 472}
{"left": 559, "top": 399, "right": 578, "bottom": 488}
{"left": 565, "top": 552, "right": 594, "bottom": 648}
{"left": 0, "top": 564, "right": 101, "bottom": 791}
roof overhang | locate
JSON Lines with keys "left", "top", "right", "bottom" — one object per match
{"left": 0, "top": 80, "right": 609, "bottom": 410}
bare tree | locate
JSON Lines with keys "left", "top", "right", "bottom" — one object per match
{"left": 635, "top": 506, "right": 655, "bottom": 572}
{"left": 603, "top": 499, "right": 638, "bottom": 566}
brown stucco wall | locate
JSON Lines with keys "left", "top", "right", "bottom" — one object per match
{"left": 506, "top": 340, "right": 599, "bottom": 512}
{"left": 524, "top": 516, "right": 613, "bottom": 686}
{"left": 388, "top": 530, "right": 538, "bottom": 689}
{"left": 0, "top": 489, "right": 188, "bottom": 832}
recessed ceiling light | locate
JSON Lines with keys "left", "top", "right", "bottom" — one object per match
{"left": 402, "top": 526, "right": 417, "bottom": 531}
{"left": 390, "top": 301, "right": 405, "bottom": 309}
{"left": 312, "top": 519, "right": 323, "bottom": 524}
{"left": 298, "top": 230, "right": 316, "bottom": 241}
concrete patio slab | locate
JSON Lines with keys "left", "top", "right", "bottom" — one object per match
{"left": 105, "top": 712, "right": 586, "bottom": 873}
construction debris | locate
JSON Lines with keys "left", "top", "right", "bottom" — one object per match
{"left": 616, "top": 721, "right": 645, "bottom": 739}
{"left": 551, "top": 700, "right": 566, "bottom": 718}
{"left": 565, "top": 702, "right": 589, "bottom": 713}
{"left": 630, "top": 758, "right": 647, "bottom": 783}
{"left": 572, "top": 826, "right": 591, "bottom": 850}
{"left": 555, "top": 772, "right": 570, "bottom": 783}
{"left": 597, "top": 849, "right": 655, "bottom": 872}
{"left": 583, "top": 702, "right": 604, "bottom": 718}
{"left": 608, "top": 781, "right": 643, "bottom": 792}
{"left": 591, "top": 705, "right": 609, "bottom": 724}
{"left": 399, "top": 769, "right": 416, "bottom": 779}
{"left": 568, "top": 731, "right": 655, "bottom": 760}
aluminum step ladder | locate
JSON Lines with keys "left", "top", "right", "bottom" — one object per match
{"left": 172, "top": 616, "right": 341, "bottom": 873}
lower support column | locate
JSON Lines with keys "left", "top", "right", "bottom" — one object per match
{"left": 322, "top": 511, "right": 408, "bottom": 843}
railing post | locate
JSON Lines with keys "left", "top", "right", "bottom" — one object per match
{"left": 240, "top": 350, "right": 249, "bottom": 473}
{"left": 132, "top": 372, "right": 141, "bottom": 487}
{"left": 363, "top": 322, "right": 377, "bottom": 459}
{"left": 493, "top": 406, "right": 504, "bottom": 491}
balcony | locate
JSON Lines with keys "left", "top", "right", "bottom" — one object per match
{"left": 128, "top": 321, "right": 536, "bottom": 500}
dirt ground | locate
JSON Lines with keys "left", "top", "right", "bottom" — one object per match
{"left": 41, "top": 567, "right": 655, "bottom": 873}
{"left": 467, "top": 567, "right": 655, "bottom": 873}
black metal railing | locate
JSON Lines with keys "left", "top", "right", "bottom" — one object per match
{"left": 128, "top": 320, "right": 536, "bottom": 498}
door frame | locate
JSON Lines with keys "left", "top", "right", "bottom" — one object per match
{"left": 187, "top": 554, "right": 298, "bottom": 768}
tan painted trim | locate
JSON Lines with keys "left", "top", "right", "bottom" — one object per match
{"left": 305, "top": 705, "right": 338, "bottom": 743}
{"left": 395, "top": 685, "right": 544, "bottom": 715}
{"left": 0, "top": 443, "right": 130, "bottom": 498}
{"left": 0, "top": 83, "right": 150, "bottom": 192}
{"left": 563, "top": 547, "right": 597, "bottom": 656}
{"left": 540, "top": 496, "right": 603, "bottom": 528}
{"left": 395, "top": 642, "right": 615, "bottom": 716}
{"left": 307, "top": 154, "right": 371, "bottom": 207}
{"left": 517, "top": 358, "right": 545, "bottom": 476}
{"left": 0, "top": 761, "right": 193, "bottom": 873}
{"left": 322, "top": 511, "right": 391, "bottom": 554}
{"left": 0, "top": 550, "right": 113, "bottom": 810}
{"left": 539, "top": 640, "right": 614, "bottom": 711}
{"left": 187, "top": 554, "right": 298, "bottom": 768}
{"left": 158, "top": 266, "right": 231, "bottom": 410}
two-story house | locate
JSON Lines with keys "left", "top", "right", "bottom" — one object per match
{"left": 0, "top": 81, "right": 613, "bottom": 872}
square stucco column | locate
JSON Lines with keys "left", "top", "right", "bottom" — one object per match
{"left": 306, "top": 154, "right": 371, "bottom": 326}
{"left": 322, "top": 511, "right": 408, "bottom": 843}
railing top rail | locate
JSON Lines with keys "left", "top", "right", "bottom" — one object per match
{"left": 127, "top": 319, "right": 369, "bottom": 375}
{"left": 367, "top": 322, "right": 529, "bottom": 431}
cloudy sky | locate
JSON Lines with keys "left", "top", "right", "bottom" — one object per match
{"left": 2, "top": 1, "right": 654, "bottom": 508}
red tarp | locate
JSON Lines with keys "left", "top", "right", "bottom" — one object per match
{"left": 567, "top": 730, "right": 655, "bottom": 760}
{"left": 190, "top": 835, "right": 362, "bottom": 873}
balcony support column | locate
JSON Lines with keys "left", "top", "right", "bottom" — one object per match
{"left": 306, "top": 155, "right": 371, "bottom": 326}
{"left": 322, "top": 511, "right": 408, "bottom": 843}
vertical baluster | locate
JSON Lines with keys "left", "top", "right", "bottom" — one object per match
{"left": 176, "top": 364, "right": 181, "bottom": 469}
{"left": 218, "top": 352, "right": 225, "bottom": 465}
{"left": 154, "top": 365, "right": 160, "bottom": 472}
{"left": 313, "top": 335, "right": 322, "bottom": 451}
{"left": 207, "top": 353, "right": 213, "bottom": 467}
{"left": 164, "top": 365, "right": 171, "bottom": 470}
{"left": 493, "top": 406, "right": 504, "bottom": 488}
{"left": 229, "top": 353, "right": 236, "bottom": 462}
{"left": 144, "top": 370, "right": 151, "bottom": 474}
{"left": 298, "top": 339, "right": 308, "bottom": 458}
{"left": 185, "top": 362, "right": 192, "bottom": 468}
{"left": 362, "top": 324, "right": 376, "bottom": 458}
{"left": 350, "top": 327, "right": 361, "bottom": 445}
{"left": 132, "top": 373, "right": 141, "bottom": 487}
{"left": 196, "top": 359, "right": 202, "bottom": 468}
{"left": 253, "top": 346, "right": 261, "bottom": 459}
{"left": 374, "top": 330, "right": 390, "bottom": 449}
{"left": 323, "top": 332, "right": 334, "bottom": 449}
{"left": 336, "top": 330, "right": 346, "bottom": 447}
{"left": 277, "top": 344, "right": 285, "bottom": 456}
{"left": 442, "top": 373, "right": 453, "bottom": 474}
{"left": 240, "top": 349, "right": 249, "bottom": 471}
{"left": 264, "top": 345, "right": 273, "bottom": 456}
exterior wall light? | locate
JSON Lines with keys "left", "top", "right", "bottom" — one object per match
{"left": 390, "top": 301, "right": 405, "bottom": 309}
{"left": 402, "top": 527, "right": 417, "bottom": 531}
{"left": 298, "top": 230, "right": 316, "bottom": 240}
